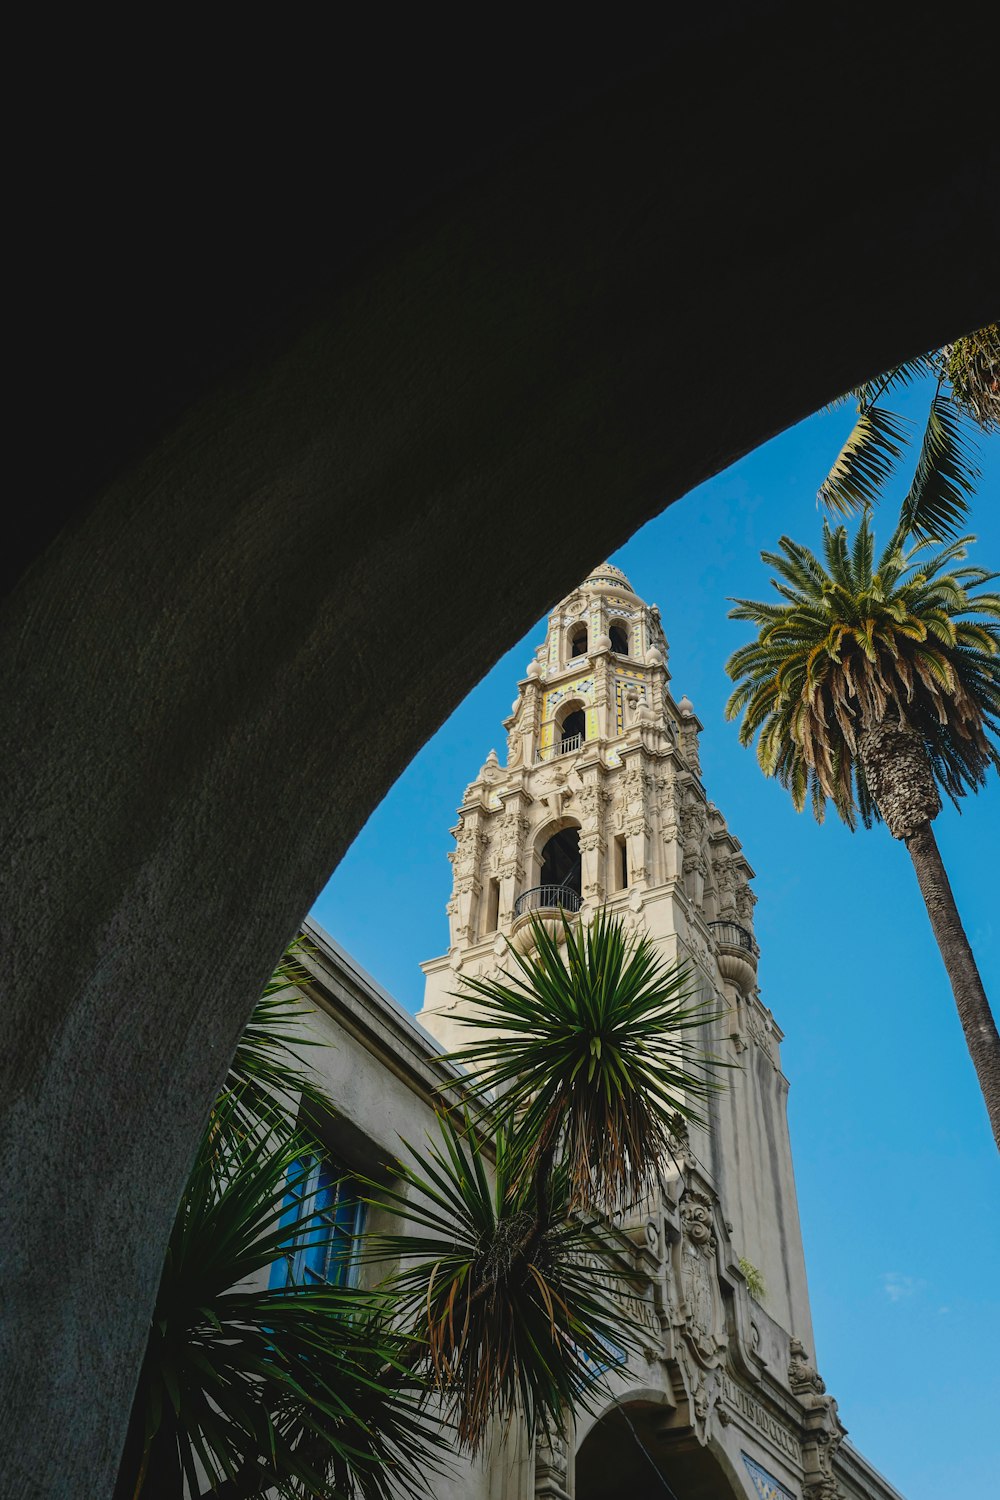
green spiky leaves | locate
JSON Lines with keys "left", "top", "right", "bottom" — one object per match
{"left": 818, "top": 403, "right": 911, "bottom": 516}
{"left": 443, "top": 909, "right": 724, "bottom": 1213}
{"left": 901, "top": 390, "right": 981, "bottom": 539}
{"left": 129, "top": 1093, "right": 447, "bottom": 1499}
{"left": 355, "top": 910, "right": 721, "bottom": 1455}
{"left": 365, "top": 1111, "right": 642, "bottom": 1455}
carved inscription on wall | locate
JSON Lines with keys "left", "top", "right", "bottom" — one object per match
{"left": 718, "top": 1375, "right": 801, "bottom": 1463}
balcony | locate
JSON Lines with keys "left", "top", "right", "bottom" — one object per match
{"left": 708, "top": 919, "right": 757, "bottom": 996}
{"left": 511, "top": 884, "right": 582, "bottom": 953}
{"left": 708, "top": 920, "right": 752, "bottom": 951}
{"left": 514, "top": 884, "right": 583, "bottom": 918}
{"left": 535, "top": 732, "right": 583, "bottom": 763}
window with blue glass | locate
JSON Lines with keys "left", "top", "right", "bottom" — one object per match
{"left": 268, "top": 1154, "right": 365, "bottom": 1290}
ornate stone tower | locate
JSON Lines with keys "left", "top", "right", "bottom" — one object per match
{"left": 417, "top": 566, "right": 900, "bottom": 1500}
{"left": 419, "top": 561, "right": 810, "bottom": 1339}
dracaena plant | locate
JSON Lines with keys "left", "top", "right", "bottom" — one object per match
{"left": 363, "top": 1110, "right": 644, "bottom": 1455}
{"left": 120, "top": 914, "right": 724, "bottom": 1494}
{"left": 442, "top": 908, "right": 725, "bottom": 1213}
{"left": 359, "top": 910, "right": 722, "bottom": 1453}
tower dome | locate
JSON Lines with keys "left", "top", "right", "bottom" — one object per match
{"left": 582, "top": 561, "right": 637, "bottom": 595}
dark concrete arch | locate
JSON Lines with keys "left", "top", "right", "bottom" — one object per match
{"left": 2, "top": 10, "right": 998, "bottom": 1493}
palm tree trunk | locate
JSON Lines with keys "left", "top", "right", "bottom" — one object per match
{"left": 905, "top": 821, "right": 1000, "bottom": 1150}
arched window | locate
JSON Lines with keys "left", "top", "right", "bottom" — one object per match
{"left": 609, "top": 622, "right": 630, "bottom": 655}
{"left": 559, "top": 706, "right": 586, "bottom": 753}
{"left": 569, "top": 624, "right": 588, "bottom": 658}
{"left": 540, "top": 825, "right": 581, "bottom": 899}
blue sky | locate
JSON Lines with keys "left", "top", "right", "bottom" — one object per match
{"left": 312, "top": 373, "right": 999, "bottom": 1499}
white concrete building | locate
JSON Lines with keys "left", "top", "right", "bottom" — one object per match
{"left": 291, "top": 564, "right": 904, "bottom": 1500}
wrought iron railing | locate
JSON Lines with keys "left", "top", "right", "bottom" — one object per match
{"left": 708, "top": 919, "right": 753, "bottom": 951}
{"left": 535, "top": 732, "right": 584, "bottom": 763}
{"left": 514, "top": 885, "right": 583, "bottom": 918}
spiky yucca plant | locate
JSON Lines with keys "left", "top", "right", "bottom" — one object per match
{"left": 726, "top": 515, "right": 1000, "bottom": 1147}
{"left": 116, "top": 1096, "right": 444, "bottom": 1500}
{"left": 444, "top": 909, "right": 723, "bottom": 1213}
{"left": 120, "top": 916, "right": 713, "bottom": 1494}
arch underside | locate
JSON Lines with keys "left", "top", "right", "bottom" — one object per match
{"left": 2, "top": 10, "right": 997, "bottom": 1494}
{"left": 576, "top": 1401, "right": 744, "bottom": 1500}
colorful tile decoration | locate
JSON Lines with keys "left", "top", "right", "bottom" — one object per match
{"left": 543, "top": 678, "right": 594, "bottom": 717}
{"left": 585, "top": 707, "right": 599, "bottom": 742}
{"left": 614, "top": 671, "right": 648, "bottom": 734}
{"left": 741, "top": 1453, "right": 796, "bottom": 1500}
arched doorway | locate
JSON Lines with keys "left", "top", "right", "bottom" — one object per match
{"left": 575, "top": 1401, "right": 743, "bottom": 1500}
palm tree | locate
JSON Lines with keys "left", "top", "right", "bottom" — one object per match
{"left": 818, "top": 323, "right": 998, "bottom": 538}
{"left": 725, "top": 515, "right": 1000, "bottom": 1147}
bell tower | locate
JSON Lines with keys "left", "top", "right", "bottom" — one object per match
{"left": 418, "top": 563, "right": 814, "bottom": 1345}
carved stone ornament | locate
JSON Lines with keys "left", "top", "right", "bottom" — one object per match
{"left": 735, "top": 878, "right": 757, "bottom": 925}
{"left": 534, "top": 1428, "right": 571, "bottom": 1500}
{"left": 788, "top": 1338, "right": 825, "bottom": 1399}
{"left": 677, "top": 1190, "right": 726, "bottom": 1365}
{"left": 746, "top": 1001, "right": 777, "bottom": 1067}
{"left": 789, "top": 1339, "right": 847, "bottom": 1500}
{"left": 480, "top": 748, "right": 501, "bottom": 782}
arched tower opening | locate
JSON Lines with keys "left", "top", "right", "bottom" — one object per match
{"left": 558, "top": 701, "right": 586, "bottom": 752}
{"left": 608, "top": 621, "right": 630, "bottom": 655}
{"left": 569, "top": 623, "right": 589, "bottom": 659}
{"left": 575, "top": 1400, "right": 744, "bottom": 1500}
{"left": 539, "top": 823, "right": 581, "bottom": 902}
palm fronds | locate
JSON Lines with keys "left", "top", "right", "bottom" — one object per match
{"left": 725, "top": 514, "right": 1000, "bottom": 828}
{"left": 817, "top": 403, "right": 910, "bottom": 515}
{"left": 442, "top": 909, "right": 724, "bottom": 1213}
{"left": 901, "top": 390, "right": 980, "bottom": 538}
{"left": 125, "top": 1090, "right": 445, "bottom": 1500}
{"left": 818, "top": 327, "right": 996, "bottom": 537}
{"left": 815, "top": 330, "right": 995, "bottom": 540}
{"left": 222, "top": 939, "right": 332, "bottom": 1144}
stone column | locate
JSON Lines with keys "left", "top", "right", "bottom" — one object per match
{"left": 681, "top": 790, "right": 708, "bottom": 908}
{"left": 534, "top": 1430, "right": 571, "bottom": 1500}
{"left": 496, "top": 789, "right": 531, "bottom": 924}
{"left": 450, "top": 807, "right": 487, "bottom": 945}
{"left": 621, "top": 747, "right": 652, "bottom": 887}
{"left": 589, "top": 643, "right": 613, "bottom": 741}
{"left": 577, "top": 767, "right": 608, "bottom": 903}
